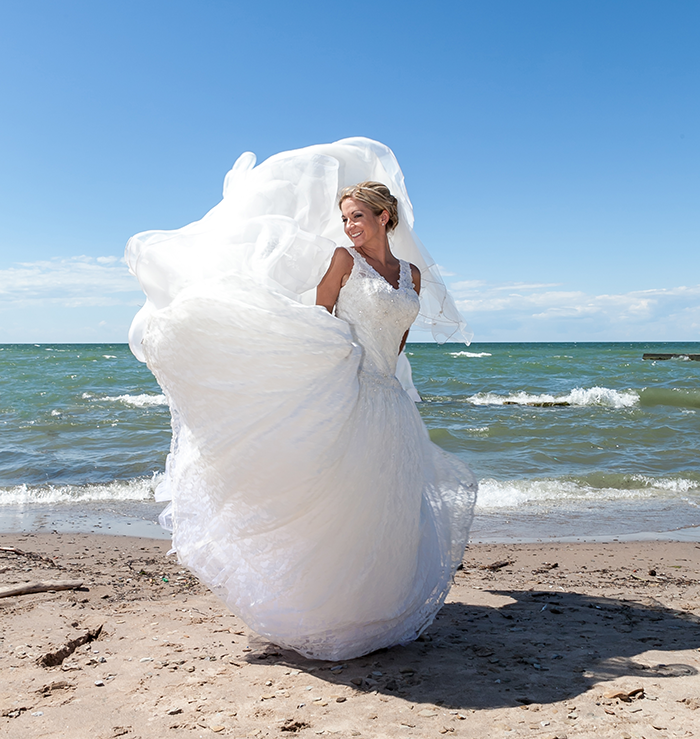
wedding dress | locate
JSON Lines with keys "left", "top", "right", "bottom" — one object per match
{"left": 126, "top": 138, "right": 477, "bottom": 660}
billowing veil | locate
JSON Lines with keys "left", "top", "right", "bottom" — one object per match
{"left": 126, "top": 137, "right": 470, "bottom": 364}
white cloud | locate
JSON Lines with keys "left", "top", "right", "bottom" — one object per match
{"left": 0, "top": 256, "right": 141, "bottom": 306}
{"left": 450, "top": 279, "right": 486, "bottom": 290}
{"left": 435, "top": 264, "right": 456, "bottom": 277}
{"left": 2, "top": 257, "right": 698, "bottom": 343}
{"left": 451, "top": 280, "right": 561, "bottom": 292}
{"left": 451, "top": 280, "right": 700, "bottom": 341}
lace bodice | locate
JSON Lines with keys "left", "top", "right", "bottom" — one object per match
{"left": 335, "top": 247, "right": 420, "bottom": 378}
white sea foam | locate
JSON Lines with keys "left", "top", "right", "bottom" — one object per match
{"left": 476, "top": 476, "right": 700, "bottom": 509}
{"left": 469, "top": 386, "right": 639, "bottom": 408}
{"left": 450, "top": 351, "right": 492, "bottom": 358}
{"left": 627, "top": 474, "right": 700, "bottom": 494}
{"left": 0, "top": 475, "right": 162, "bottom": 506}
{"left": 100, "top": 393, "right": 168, "bottom": 407}
{"left": 103, "top": 355, "right": 117, "bottom": 359}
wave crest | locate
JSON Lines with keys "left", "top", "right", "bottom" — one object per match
{"left": 476, "top": 474, "right": 700, "bottom": 509}
{"left": 0, "top": 476, "right": 162, "bottom": 506}
{"left": 450, "top": 351, "right": 492, "bottom": 358}
{"left": 469, "top": 386, "right": 639, "bottom": 408}
{"left": 100, "top": 393, "right": 168, "bottom": 407}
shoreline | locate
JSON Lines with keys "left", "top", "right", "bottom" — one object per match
{"left": 2, "top": 531, "right": 699, "bottom": 738}
{"left": 3, "top": 501, "right": 700, "bottom": 545}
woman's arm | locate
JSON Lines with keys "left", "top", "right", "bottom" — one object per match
{"left": 316, "top": 247, "right": 354, "bottom": 313}
{"left": 398, "top": 264, "right": 422, "bottom": 354}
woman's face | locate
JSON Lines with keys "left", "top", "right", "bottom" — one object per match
{"left": 341, "top": 197, "right": 386, "bottom": 249}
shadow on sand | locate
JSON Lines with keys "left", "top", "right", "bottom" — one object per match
{"left": 246, "top": 589, "right": 700, "bottom": 710}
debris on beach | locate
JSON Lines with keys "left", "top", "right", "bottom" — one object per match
{"left": 2, "top": 533, "right": 700, "bottom": 738}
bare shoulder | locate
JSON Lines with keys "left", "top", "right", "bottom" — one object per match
{"left": 321, "top": 246, "right": 353, "bottom": 281}
{"left": 409, "top": 263, "right": 422, "bottom": 294}
{"left": 330, "top": 246, "right": 354, "bottom": 271}
{"left": 316, "top": 247, "right": 354, "bottom": 312}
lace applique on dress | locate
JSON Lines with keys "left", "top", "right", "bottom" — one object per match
{"left": 335, "top": 248, "right": 419, "bottom": 381}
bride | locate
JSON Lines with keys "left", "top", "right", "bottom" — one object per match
{"left": 126, "top": 138, "right": 477, "bottom": 660}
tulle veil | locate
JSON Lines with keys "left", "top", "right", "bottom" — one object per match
{"left": 125, "top": 137, "right": 471, "bottom": 363}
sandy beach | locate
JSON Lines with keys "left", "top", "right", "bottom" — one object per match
{"left": 2, "top": 533, "right": 700, "bottom": 739}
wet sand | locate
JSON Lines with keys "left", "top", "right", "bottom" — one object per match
{"left": 2, "top": 533, "right": 700, "bottom": 738}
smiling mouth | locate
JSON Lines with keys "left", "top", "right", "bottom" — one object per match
{"left": 351, "top": 232, "right": 362, "bottom": 238}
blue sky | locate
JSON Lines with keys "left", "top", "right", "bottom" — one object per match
{"left": 0, "top": 0, "right": 698, "bottom": 343}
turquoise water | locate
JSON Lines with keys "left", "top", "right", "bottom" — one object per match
{"left": 410, "top": 342, "right": 700, "bottom": 540}
{"left": 1, "top": 342, "right": 699, "bottom": 540}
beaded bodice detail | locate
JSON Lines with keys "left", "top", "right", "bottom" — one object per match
{"left": 335, "top": 247, "right": 420, "bottom": 378}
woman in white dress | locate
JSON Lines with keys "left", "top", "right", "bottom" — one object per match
{"left": 126, "top": 138, "right": 477, "bottom": 660}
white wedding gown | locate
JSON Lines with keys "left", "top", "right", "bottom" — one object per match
{"left": 126, "top": 138, "right": 477, "bottom": 660}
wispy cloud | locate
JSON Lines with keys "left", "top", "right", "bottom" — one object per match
{"left": 451, "top": 280, "right": 562, "bottom": 293}
{"left": 451, "top": 280, "right": 700, "bottom": 341}
{"left": 0, "top": 256, "right": 141, "bottom": 306}
{"left": 2, "top": 257, "right": 698, "bottom": 342}
{"left": 435, "top": 264, "right": 456, "bottom": 277}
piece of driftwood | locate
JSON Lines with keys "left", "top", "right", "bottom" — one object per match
{"left": 0, "top": 545, "right": 58, "bottom": 565}
{"left": 0, "top": 546, "right": 26, "bottom": 555}
{"left": 480, "top": 559, "right": 515, "bottom": 571}
{"left": 533, "top": 562, "right": 559, "bottom": 574}
{"left": 0, "top": 580, "right": 83, "bottom": 599}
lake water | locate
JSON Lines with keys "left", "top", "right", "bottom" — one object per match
{"left": 1, "top": 341, "right": 699, "bottom": 541}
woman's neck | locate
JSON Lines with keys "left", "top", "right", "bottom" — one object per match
{"left": 355, "top": 238, "right": 393, "bottom": 267}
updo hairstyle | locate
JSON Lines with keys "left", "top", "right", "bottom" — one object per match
{"left": 338, "top": 181, "right": 399, "bottom": 233}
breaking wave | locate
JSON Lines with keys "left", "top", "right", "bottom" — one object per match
{"left": 468, "top": 386, "right": 639, "bottom": 408}
{"left": 476, "top": 474, "right": 700, "bottom": 509}
{"left": 450, "top": 351, "right": 492, "bottom": 358}
{"left": 99, "top": 393, "right": 168, "bottom": 407}
{"left": 0, "top": 476, "right": 162, "bottom": 506}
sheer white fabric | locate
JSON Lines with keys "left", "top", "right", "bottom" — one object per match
{"left": 127, "top": 139, "right": 477, "bottom": 660}
{"left": 126, "top": 137, "right": 471, "bottom": 363}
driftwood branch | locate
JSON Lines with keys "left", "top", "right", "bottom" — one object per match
{"left": 480, "top": 559, "right": 515, "bottom": 572}
{"left": 0, "top": 546, "right": 59, "bottom": 566}
{"left": 0, "top": 580, "right": 84, "bottom": 599}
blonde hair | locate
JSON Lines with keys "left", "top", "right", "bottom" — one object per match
{"left": 338, "top": 181, "right": 399, "bottom": 233}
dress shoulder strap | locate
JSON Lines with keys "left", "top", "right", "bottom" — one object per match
{"left": 397, "top": 259, "right": 411, "bottom": 290}
{"left": 344, "top": 247, "right": 372, "bottom": 275}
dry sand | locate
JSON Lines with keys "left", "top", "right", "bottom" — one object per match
{"left": 2, "top": 532, "right": 700, "bottom": 739}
